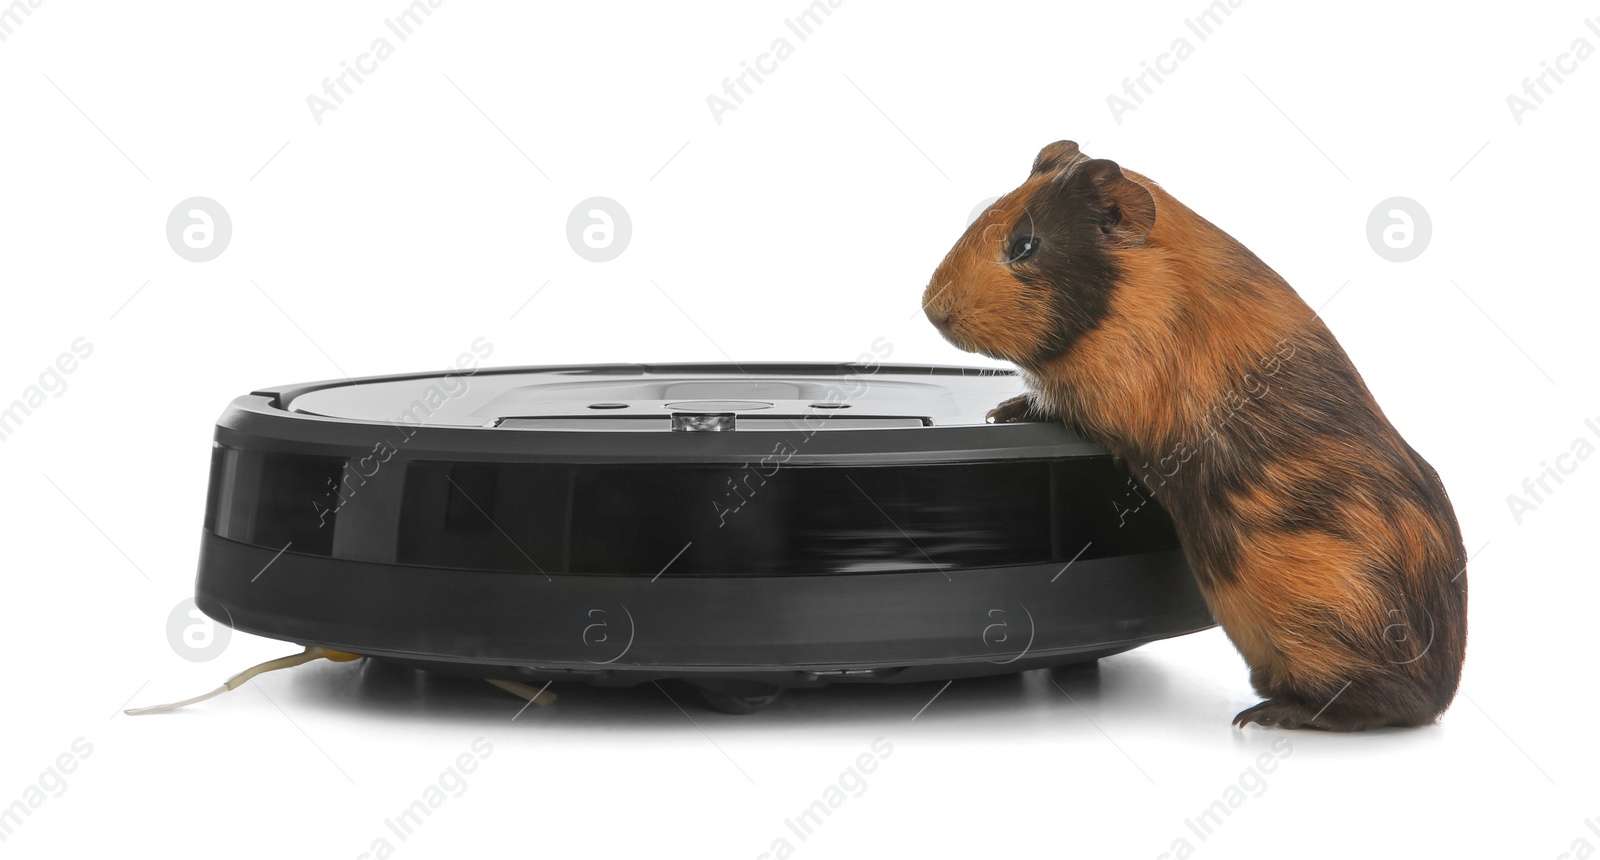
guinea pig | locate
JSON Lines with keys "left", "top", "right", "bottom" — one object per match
{"left": 923, "top": 140, "right": 1467, "bottom": 731}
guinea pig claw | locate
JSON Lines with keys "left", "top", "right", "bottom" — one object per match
{"left": 1233, "top": 698, "right": 1331, "bottom": 731}
{"left": 987, "top": 394, "right": 1034, "bottom": 424}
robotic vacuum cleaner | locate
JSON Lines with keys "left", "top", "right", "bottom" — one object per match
{"left": 195, "top": 362, "right": 1213, "bottom": 713}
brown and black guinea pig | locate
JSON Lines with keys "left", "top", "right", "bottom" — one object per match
{"left": 923, "top": 140, "right": 1468, "bottom": 731}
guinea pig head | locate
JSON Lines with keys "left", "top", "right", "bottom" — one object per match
{"left": 922, "top": 140, "right": 1157, "bottom": 368}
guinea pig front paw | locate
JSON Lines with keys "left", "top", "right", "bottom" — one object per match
{"left": 986, "top": 394, "right": 1036, "bottom": 424}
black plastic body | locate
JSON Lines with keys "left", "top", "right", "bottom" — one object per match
{"left": 194, "top": 363, "right": 1214, "bottom": 686}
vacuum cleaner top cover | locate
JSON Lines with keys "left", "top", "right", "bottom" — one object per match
{"left": 242, "top": 362, "right": 1106, "bottom": 461}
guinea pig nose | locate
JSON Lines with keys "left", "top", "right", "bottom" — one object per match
{"left": 928, "top": 310, "right": 953, "bottom": 330}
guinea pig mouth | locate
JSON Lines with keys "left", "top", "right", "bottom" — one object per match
{"left": 924, "top": 305, "right": 966, "bottom": 346}
{"left": 925, "top": 289, "right": 995, "bottom": 357}
{"left": 927, "top": 312, "right": 985, "bottom": 357}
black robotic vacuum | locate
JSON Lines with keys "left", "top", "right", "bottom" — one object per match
{"left": 195, "top": 362, "right": 1213, "bottom": 713}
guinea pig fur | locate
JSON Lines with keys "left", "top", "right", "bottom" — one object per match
{"left": 923, "top": 140, "right": 1467, "bottom": 731}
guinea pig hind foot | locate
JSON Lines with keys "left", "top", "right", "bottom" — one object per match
{"left": 1233, "top": 695, "right": 1434, "bottom": 732}
{"left": 1233, "top": 698, "right": 1349, "bottom": 731}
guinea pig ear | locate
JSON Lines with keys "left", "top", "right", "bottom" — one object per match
{"left": 1031, "top": 140, "right": 1084, "bottom": 175}
{"left": 1071, "top": 158, "right": 1157, "bottom": 244}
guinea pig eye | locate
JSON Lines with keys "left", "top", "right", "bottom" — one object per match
{"left": 1007, "top": 236, "right": 1038, "bottom": 263}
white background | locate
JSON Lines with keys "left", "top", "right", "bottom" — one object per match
{"left": 2, "top": 1, "right": 1597, "bottom": 857}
